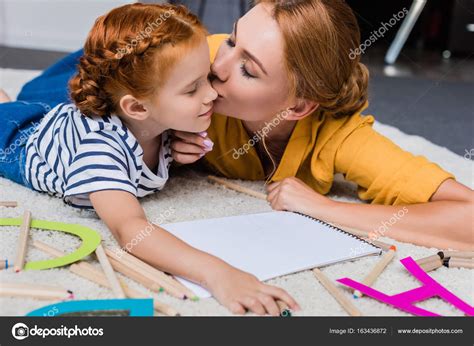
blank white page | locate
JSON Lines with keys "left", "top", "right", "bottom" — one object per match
{"left": 162, "top": 211, "right": 381, "bottom": 298}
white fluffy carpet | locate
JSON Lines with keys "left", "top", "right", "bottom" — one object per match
{"left": 0, "top": 68, "right": 473, "bottom": 316}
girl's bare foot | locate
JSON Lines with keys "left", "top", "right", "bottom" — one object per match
{"left": 0, "top": 89, "right": 11, "bottom": 103}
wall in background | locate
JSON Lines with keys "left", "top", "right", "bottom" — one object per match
{"left": 0, "top": 0, "right": 140, "bottom": 52}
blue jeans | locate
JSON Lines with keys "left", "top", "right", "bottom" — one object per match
{"left": 0, "top": 49, "right": 83, "bottom": 186}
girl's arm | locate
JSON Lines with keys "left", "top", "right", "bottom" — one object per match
{"left": 266, "top": 177, "right": 473, "bottom": 251}
{"left": 89, "top": 190, "right": 300, "bottom": 315}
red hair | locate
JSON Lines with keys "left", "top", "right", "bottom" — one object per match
{"left": 256, "top": 0, "right": 368, "bottom": 118}
{"left": 69, "top": 3, "right": 207, "bottom": 117}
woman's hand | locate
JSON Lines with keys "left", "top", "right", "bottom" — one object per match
{"left": 170, "top": 130, "right": 214, "bottom": 164}
{"left": 205, "top": 263, "right": 301, "bottom": 316}
{"left": 266, "top": 177, "right": 335, "bottom": 217}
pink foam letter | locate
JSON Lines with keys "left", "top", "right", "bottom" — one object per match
{"left": 337, "top": 256, "right": 474, "bottom": 316}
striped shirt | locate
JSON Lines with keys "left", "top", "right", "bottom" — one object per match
{"left": 25, "top": 103, "right": 173, "bottom": 208}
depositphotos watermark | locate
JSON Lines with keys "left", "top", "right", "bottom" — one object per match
{"left": 232, "top": 108, "right": 291, "bottom": 160}
{"left": 115, "top": 9, "right": 175, "bottom": 59}
{"left": 11, "top": 322, "right": 103, "bottom": 340}
{"left": 0, "top": 119, "right": 42, "bottom": 159}
{"left": 349, "top": 7, "right": 409, "bottom": 60}
{"left": 350, "top": 206, "right": 408, "bottom": 256}
{"left": 113, "top": 206, "right": 176, "bottom": 258}
{"left": 464, "top": 148, "right": 474, "bottom": 160}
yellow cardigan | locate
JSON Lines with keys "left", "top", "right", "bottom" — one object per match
{"left": 204, "top": 34, "right": 454, "bottom": 205}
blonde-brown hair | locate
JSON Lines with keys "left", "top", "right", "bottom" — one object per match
{"left": 256, "top": 0, "right": 369, "bottom": 118}
{"left": 69, "top": 3, "right": 207, "bottom": 117}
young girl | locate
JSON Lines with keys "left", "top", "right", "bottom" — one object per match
{"left": 0, "top": 3, "right": 299, "bottom": 316}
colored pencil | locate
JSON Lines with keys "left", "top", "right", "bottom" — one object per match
{"left": 416, "top": 251, "right": 474, "bottom": 270}
{"left": 0, "top": 259, "right": 10, "bottom": 270}
{"left": 33, "top": 240, "right": 163, "bottom": 293}
{"left": 32, "top": 240, "right": 64, "bottom": 258}
{"left": 276, "top": 300, "right": 292, "bottom": 317}
{"left": 443, "top": 257, "right": 474, "bottom": 269}
{"left": 353, "top": 246, "right": 397, "bottom": 299}
{"left": 312, "top": 268, "right": 362, "bottom": 316}
{"left": 14, "top": 211, "right": 32, "bottom": 272}
{"left": 364, "top": 239, "right": 395, "bottom": 252}
{"left": 0, "top": 282, "right": 73, "bottom": 300}
{"left": 416, "top": 253, "right": 443, "bottom": 266}
{"left": 108, "top": 248, "right": 197, "bottom": 301}
{"left": 208, "top": 175, "right": 267, "bottom": 200}
{"left": 95, "top": 244, "right": 126, "bottom": 298}
{"left": 71, "top": 263, "right": 180, "bottom": 316}
{"left": 419, "top": 258, "right": 443, "bottom": 272}
{"left": 107, "top": 248, "right": 186, "bottom": 291}
{"left": 0, "top": 201, "right": 18, "bottom": 208}
{"left": 32, "top": 240, "right": 179, "bottom": 316}
{"left": 329, "top": 223, "right": 370, "bottom": 238}
{"left": 442, "top": 251, "right": 474, "bottom": 259}
{"left": 105, "top": 248, "right": 188, "bottom": 300}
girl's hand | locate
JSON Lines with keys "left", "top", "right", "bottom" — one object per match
{"left": 205, "top": 264, "right": 301, "bottom": 316}
{"left": 170, "top": 130, "right": 214, "bottom": 164}
{"left": 266, "top": 177, "right": 335, "bottom": 217}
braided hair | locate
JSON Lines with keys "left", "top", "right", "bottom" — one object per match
{"left": 69, "top": 3, "right": 207, "bottom": 117}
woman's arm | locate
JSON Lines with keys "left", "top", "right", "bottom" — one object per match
{"left": 90, "top": 190, "right": 300, "bottom": 315}
{"left": 266, "top": 177, "right": 473, "bottom": 251}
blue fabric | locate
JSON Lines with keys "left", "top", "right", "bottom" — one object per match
{"left": 0, "top": 49, "right": 83, "bottom": 186}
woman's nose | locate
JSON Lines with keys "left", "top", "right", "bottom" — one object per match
{"left": 211, "top": 52, "right": 232, "bottom": 83}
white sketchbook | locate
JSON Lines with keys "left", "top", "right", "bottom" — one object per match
{"left": 163, "top": 211, "right": 381, "bottom": 298}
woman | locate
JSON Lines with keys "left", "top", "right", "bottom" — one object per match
{"left": 0, "top": 0, "right": 471, "bottom": 314}
{"left": 171, "top": 0, "right": 473, "bottom": 251}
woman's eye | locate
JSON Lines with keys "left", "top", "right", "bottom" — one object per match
{"left": 240, "top": 64, "right": 255, "bottom": 79}
{"left": 226, "top": 37, "right": 236, "bottom": 48}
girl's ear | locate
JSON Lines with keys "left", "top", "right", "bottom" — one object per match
{"left": 119, "top": 94, "right": 150, "bottom": 121}
{"left": 285, "top": 99, "right": 319, "bottom": 121}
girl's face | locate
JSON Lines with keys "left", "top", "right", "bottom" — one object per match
{"left": 211, "top": 3, "right": 291, "bottom": 122}
{"left": 150, "top": 40, "right": 218, "bottom": 133}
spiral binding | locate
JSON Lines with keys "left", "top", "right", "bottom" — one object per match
{"left": 293, "top": 212, "right": 382, "bottom": 253}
